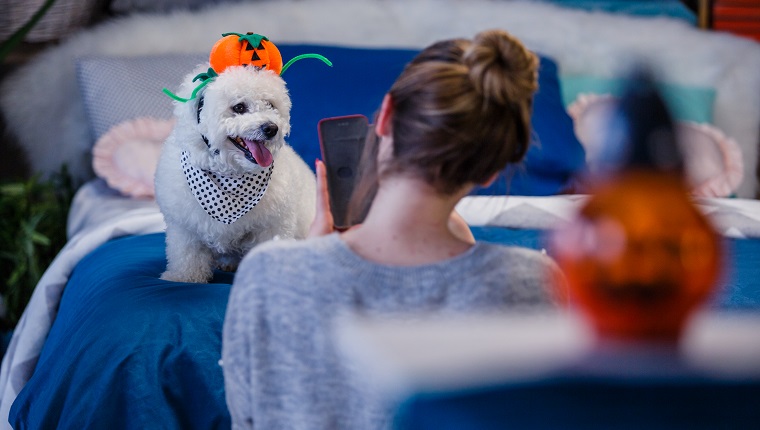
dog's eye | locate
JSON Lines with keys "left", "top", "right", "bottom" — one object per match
{"left": 231, "top": 103, "right": 248, "bottom": 114}
{"left": 264, "top": 100, "right": 274, "bottom": 109}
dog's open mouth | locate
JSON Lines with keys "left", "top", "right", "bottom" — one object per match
{"left": 228, "top": 136, "right": 274, "bottom": 167}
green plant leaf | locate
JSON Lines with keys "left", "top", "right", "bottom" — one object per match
{"left": 31, "top": 231, "right": 51, "bottom": 246}
{"left": 0, "top": 183, "right": 25, "bottom": 196}
{"left": 0, "top": 165, "right": 77, "bottom": 327}
{"left": 0, "top": 0, "right": 59, "bottom": 61}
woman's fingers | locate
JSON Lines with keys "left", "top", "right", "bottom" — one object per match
{"left": 307, "top": 159, "right": 335, "bottom": 237}
{"left": 315, "top": 159, "right": 331, "bottom": 212}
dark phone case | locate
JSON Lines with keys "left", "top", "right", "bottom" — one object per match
{"left": 318, "top": 115, "right": 369, "bottom": 229}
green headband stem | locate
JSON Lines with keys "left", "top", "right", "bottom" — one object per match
{"left": 162, "top": 68, "right": 218, "bottom": 103}
{"left": 280, "top": 53, "right": 333, "bottom": 75}
{"left": 162, "top": 87, "right": 190, "bottom": 103}
{"left": 162, "top": 78, "right": 213, "bottom": 103}
{"left": 162, "top": 52, "right": 332, "bottom": 103}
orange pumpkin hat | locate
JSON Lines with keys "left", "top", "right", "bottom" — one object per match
{"left": 163, "top": 32, "right": 331, "bottom": 103}
{"left": 210, "top": 32, "right": 284, "bottom": 75}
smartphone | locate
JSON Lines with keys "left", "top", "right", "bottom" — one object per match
{"left": 318, "top": 114, "right": 369, "bottom": 230}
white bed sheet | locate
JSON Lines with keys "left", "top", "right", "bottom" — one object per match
{"left": 67, "top": 178, "right": 161, "bottom": 239}
{"left": 456, "top": 194, "right": 760, "bottom": 239}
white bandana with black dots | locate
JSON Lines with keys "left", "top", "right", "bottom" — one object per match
{"left": 181, "top": 151, "right": 273, "bottom": 224}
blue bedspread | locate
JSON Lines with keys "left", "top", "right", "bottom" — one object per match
{"left": 472, "top": 228, "right": 760, "bottom": 310}
{"left": 10, "top": 234, "right": 233, "bottom": 429}
{"left": 395, "top": 375, "right": 760, "bottom": 430}
{"left": 9, "top": 228, "right": 760, "bottom": 428}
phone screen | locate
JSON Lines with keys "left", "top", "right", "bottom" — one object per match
{"left": 318, "top": 115, "right": 369, "bottom": 230}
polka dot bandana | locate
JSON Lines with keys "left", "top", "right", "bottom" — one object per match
{"left": 181, "top": 150, "right": 273, "bottom": 224}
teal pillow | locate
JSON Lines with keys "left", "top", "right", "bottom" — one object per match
{"left": 560, "top": 75, "right": 716, "bottom": 124}
{"left": 544, "top": 0, "right": 697, "bottom": 24}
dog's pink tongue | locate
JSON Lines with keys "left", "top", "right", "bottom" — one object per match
{"left": 244, "top": 139, "right": 273, "bottom": 167}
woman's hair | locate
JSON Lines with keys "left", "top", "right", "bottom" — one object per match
{"left": 348, "top": 29, "right": 539, "bottom": 224}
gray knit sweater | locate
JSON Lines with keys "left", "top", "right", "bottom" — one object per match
{"left": 222, "top": 233, "right": 560, "bottom": 430}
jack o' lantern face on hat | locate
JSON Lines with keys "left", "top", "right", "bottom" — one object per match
{"left": 210, "top": 32, "right": 283, "bottom": 75}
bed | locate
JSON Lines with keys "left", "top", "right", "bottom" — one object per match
{"left": 1, "top": 0, "right": 760, "bottom": 428}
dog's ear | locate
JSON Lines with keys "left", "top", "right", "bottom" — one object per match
{"left": 196, "top": 96, "right": 204, "bottom": 125}
{"left": 195, "top": 95, "right": 211, "bottom": 148}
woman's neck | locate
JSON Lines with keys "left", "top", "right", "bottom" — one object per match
{"left": 341, "top": 177, "right": 473, "bottom": 266}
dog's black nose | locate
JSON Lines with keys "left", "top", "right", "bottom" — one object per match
{"left": 261, "top": 122, "right": 278, "bottom": 139}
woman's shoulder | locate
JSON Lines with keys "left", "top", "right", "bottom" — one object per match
{"left": 243, "top": 233, "right": 339, "bottom": 260}
{"left": 475, "top": 241, "right": 556, "bottom": 267}
{"left": 473, "top": 242, "right": 564, "bottom": 306}
{"left": 475, "top": 242, "right": 564, "bottom": 285}
{"left": 235, "top": 234, "right": 341, "bottom": 283}
{"left": 231, "top": 235, "right": 346, "bottom": 306}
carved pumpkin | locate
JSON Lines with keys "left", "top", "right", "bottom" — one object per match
{"left": 551, "top": 70, "right": 722, "bottom": 343}
{"left": 209, "top": 32, "right": 283, "bottom": 75}
{"left": 552, "top": 171, "right": 721, "bottom": 342}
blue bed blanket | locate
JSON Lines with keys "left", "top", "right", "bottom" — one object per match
{"left": 9, "top": 229, "right": 760, "bottom": 427}
{"left": 9, "top": 234, "right": 233, "bottom": 429}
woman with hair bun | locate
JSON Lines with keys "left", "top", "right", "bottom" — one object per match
{"left": 223, "top": 29, "right": 562, "bottom": 430}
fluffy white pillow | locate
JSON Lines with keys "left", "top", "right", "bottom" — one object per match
{"left": 92, "top": 117, "right": 174, "bottom": 198}
{"left": 568, "top": 94, "right": 743, "bottom": 198}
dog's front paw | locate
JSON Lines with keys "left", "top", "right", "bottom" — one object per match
{"left": 216, "top": 254, "right": 240, "bottom": 273}
{"left": 160, "top": 269, "right": 212, "bottom": 284}
{"left": 218, "top": 263, "right": 238, "bottom": 273}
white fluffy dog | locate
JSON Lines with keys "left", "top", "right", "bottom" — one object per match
{"left": 155, "top": 65, "right": 315, "bottom": 283}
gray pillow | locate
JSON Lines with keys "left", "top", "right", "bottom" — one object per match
{"left": 76, "top": 53, "right": 206, "bottom": 143}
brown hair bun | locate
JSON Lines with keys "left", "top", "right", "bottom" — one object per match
{"left": 464, "top": 29, "right": 539, "bottom": 107}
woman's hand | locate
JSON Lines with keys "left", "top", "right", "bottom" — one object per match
{"left": 307, "top": 160, "right": 336, "bottom": 238}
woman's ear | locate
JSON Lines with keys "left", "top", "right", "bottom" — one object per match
{"left": 375, "top": 94, "right": 393, "bottom": 137}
